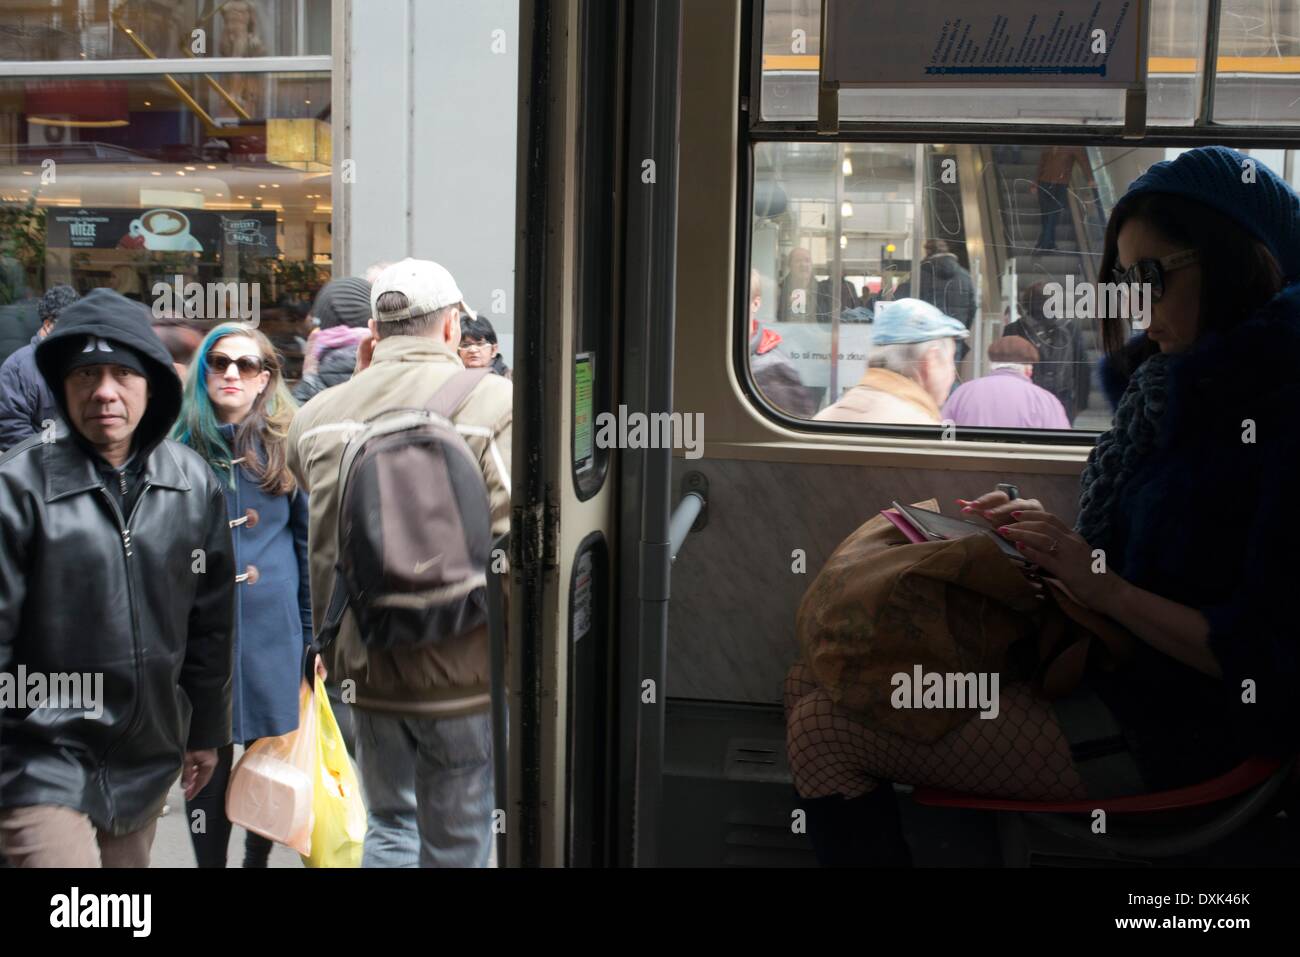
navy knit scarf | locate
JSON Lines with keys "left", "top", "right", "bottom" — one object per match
{"left": 1075, "top": 351, "right": 1171, "bottom": 555}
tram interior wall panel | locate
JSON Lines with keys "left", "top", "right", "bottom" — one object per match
{"left": 666, "top": 457, "right": 1082, "bottom": 704}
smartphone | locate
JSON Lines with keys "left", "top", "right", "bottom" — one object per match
{"left": 891, "top": 502, "right": 1028, "bottom": 563}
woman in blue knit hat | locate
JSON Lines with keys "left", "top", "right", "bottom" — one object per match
{"left": 787, "top": 146, "right": 1300, "bottom": 866}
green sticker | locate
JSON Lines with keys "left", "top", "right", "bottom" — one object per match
{"left": 574, "top": 353, "right": 594, "bottom": 473}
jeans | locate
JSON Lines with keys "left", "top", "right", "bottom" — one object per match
{"left": 353, "top": 709, "right": 494, "bottom": 868}
{"left": 1036, "top": 180, "right": 1071, "bottom": 249}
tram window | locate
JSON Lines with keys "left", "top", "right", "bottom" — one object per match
{"left": 1213, "top": 0, "right": 1300, "bottom": 125}
{"left": 746, "top": 142, "right": 1300, "bottom": 434}
{"left": 759, "top": 0, "right": 1208, "bottom": 126}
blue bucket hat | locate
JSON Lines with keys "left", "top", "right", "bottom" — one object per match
{"left": 871, "top": 297, "right": 969, "bottom": 345}
{"left": 1116, "top": 146, "right": 1300, "bottom": 281}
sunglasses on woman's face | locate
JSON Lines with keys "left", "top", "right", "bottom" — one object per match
{"left": 1110, "top": 249, "right": 1199, "bottom": 301}
{"left": 208, "top": 354, "right": 265, "bottom": 379}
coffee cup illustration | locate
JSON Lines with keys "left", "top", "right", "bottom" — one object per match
{"left": 128, "top": 209, "right": 202, "bottom": 252}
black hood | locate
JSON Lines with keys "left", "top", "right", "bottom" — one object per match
{"left": 35, "top": 288, "right": 182, "bottom": 456}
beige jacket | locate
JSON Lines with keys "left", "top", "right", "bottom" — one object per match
{"left": 814, "top": 369, "right": 942, "bottom": 425}
{"left": 287, "top": 335, "right": 512, "bottom": 718}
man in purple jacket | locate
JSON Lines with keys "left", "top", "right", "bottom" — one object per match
{"left": 941, "top": 336, "right": 1070, "bottom": 429}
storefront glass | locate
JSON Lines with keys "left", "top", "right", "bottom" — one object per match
{"left": 0, "top": 3, "right": 331, "bottom": 382}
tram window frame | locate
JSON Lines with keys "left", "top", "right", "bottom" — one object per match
{"left": 570, "top": 0, "right": 623, "bottom": 500}
{"left": 734, "top": 1, "right": 1300, "bottom": 447}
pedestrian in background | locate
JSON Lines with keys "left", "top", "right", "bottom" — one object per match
{"left": 174, "top": 323, "right": 312, "bottom": 868}
{"left": 289, "top": 260, "right": 511, "bottom": 868}
{"left": 0, "top": 284, "right": 79, "bottom": 451}
{"left": 294, "top": 277, "right": 373, "bottom": 404}
{"left": 459, "top": 315, "right": 511, "bottom": 379}
{"left": 941, "top": 335, "right": 1070, "bottom": 429}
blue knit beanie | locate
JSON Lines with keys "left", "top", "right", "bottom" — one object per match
{"left": 1116, "top": 146, "right": 1300, "bottom": 281}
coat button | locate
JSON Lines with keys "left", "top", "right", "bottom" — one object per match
{"left": 244, "top": 508, "right": 259, "bottom": 529}
{"left": 236, "top": 564, "right": 260, "bottom": 585}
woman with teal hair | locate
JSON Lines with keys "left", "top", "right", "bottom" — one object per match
{"left": 173, "top": 323, "right": 312, "bottom": 867}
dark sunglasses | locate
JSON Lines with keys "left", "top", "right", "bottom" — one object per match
{"left": 208, "top": 354, "right": 265, "bottom": 378}
{"left": 1109, "top": 249, "right": 1198, "bottom": 301}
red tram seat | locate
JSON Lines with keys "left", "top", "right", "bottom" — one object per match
{"left": 910, "top": 755, "right": 1296, "bottom": 862}
{"left": 912, "top": 756, "right": 1284, "bottom": 814}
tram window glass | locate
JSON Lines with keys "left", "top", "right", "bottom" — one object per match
{"left": 0, "top": 71, "right": 332, "bottom": 383}
{"left": 0, "top": 0, "right": 332, "bottom": 61}
{"left": 747, "top": 142, "right": 1300, "bottom": 433}
{"left": 1213, "top": 0, "right": 1300, "bottom": 125}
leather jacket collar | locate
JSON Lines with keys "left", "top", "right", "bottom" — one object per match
{"left": 43, "top": 432, "right": 192, "bottom": 504}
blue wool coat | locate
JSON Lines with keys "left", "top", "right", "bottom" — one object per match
{"left": 1087, "top": 284, "right": 1300, "bottom": 787}
{"left": 219, "top": 425, "right": 313, "bottom": 743}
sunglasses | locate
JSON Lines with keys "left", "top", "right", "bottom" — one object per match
{"left": 207, "top": 354, "right": 265, "bottom": 378}
{"left": 1109, "top": 249, "right": 1198, "bottom": 301}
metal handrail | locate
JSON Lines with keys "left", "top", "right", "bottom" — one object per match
{"left": 668, "top": 492, "right": 705, "bottom": 563}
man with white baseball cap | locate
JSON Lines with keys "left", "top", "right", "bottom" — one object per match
{"left": 288, "top": 258, "right": 512, "bottom": 867}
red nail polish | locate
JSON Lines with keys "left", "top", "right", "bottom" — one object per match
{"left": 997, "top": 527, "right": 1011, "bottom": 537}
{"left": 1011, "top": 511, "right": 1022, "bottom": 519}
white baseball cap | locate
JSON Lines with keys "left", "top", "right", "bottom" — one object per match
{"left": 370, "top": 258, "right": 477, "bottom": 323}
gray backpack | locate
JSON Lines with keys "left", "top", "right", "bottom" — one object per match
{"left": 315, "top": 369, "right": 493, "bottom": 652}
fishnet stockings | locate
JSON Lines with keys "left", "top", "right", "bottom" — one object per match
{"left": 784, "top": 661, "right": 1087, "bottom": 801}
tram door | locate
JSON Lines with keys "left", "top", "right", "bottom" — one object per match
{"left": 506, "top": 0, "right": 684, "bottom": 867}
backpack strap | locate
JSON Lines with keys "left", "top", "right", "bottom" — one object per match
{"left": 425, "top": 368, "right": 492, "bottom": 420}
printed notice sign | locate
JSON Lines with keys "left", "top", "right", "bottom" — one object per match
{"left": 574, "top": 352, "right": 595, "bottom": 474}
{"left": 823, "top": 1, "right": 1149, "bottom": 89}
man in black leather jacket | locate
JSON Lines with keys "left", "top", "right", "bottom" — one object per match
{"left": 0, "top": 288, "right": 236, "bottom": 867}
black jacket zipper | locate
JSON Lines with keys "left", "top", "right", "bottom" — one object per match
{"left": 96, "top": 482, "right": 152, "bottom": 827}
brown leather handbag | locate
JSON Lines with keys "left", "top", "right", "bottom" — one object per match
{"left": 795, "top": 501, "right": 1135, "bottom": 744}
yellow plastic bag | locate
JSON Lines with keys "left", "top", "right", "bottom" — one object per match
{"left": 301, "top": 674, "right": 366, "bottom": 867}
{"left": 226, "top": 680, "right": 318, "bottom": 856}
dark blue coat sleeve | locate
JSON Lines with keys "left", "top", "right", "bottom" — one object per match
{"left": 290, "top": 488, "right": 313, "bottom": 642}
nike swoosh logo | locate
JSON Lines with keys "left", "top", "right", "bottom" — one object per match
{"left": 414, "top": 556, "right": 443, "bottom": 575}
